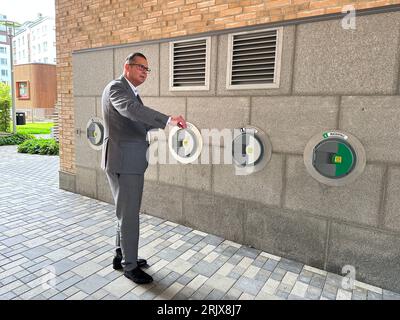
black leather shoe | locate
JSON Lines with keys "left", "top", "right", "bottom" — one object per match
{"left": 112, "top": 249, "right": 147, "bottom": 270}
{"left": 124, "top": 267, "right": 153, "bottom": 284}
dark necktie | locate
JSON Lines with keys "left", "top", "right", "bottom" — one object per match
{"left": 136, "top": 94, "right": 143, "bottom": 105}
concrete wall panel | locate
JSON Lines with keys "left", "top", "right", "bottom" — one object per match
{"left": 327, "top": 222, "right": 400, "bottom": 292}
{"left": 213, "top": 154, "right": 283, "bottom": 207}
{"left": 142, "top": 181, "right": 184, "bottom": 223}
{"left": 293, "top": 12, "right": 400, "bottom": 95}
{"left": 184, "top": 191, "right": 245, "bottom": 244}
{"left": 285, "top": 156, "right": 384, "bottom": 227}
{"left": 72, "top": 50, "right": 114, "bottom": 96}
{"left": 252, "top": 96, "right": 338, "bottom": 154}
{"left": 245, "top": 202, "right": 327, "bottom": 269}
{"left": 340, "top": 96, "right": 400, "bottom": 162}
{"left": 384, "top": 167, "right": 400, "bottom": 232}
{"left": 76, "top": 166, "right": 97, "bottom": 199}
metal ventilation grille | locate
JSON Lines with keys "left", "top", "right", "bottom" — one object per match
{"left": 172, "top": 39, "right": 207, "bottom": 87}
{"left": 231, "top": 30, "right": 278, "bottom": 86}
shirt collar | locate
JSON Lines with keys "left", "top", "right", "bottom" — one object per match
{"left": 124, "top": 76, "right": 139, "bottom": 96}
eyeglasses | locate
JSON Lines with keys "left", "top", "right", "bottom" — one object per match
{"left": 129, "top": 63, "right": 151, "bottom": 73}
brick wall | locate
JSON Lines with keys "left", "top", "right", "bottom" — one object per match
{"left": 56, "top": 0, "right": 400, "bottom": 173}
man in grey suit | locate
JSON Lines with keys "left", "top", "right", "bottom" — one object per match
{"left": 101, "top": 52, "right": 187, "bottom": 284}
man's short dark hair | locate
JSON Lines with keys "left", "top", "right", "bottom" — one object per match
{"left": 125, "top": 52, "right": 147, "bottom": 64}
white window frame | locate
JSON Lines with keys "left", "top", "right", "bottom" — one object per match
{"left": 169, "top": 36, "right": 211, "bottom": 91}
{"left": 226, "top": 27, "right": 283, "bottom": 90}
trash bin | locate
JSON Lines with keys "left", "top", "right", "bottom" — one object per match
{"left": 16, "top": 112, "right": 26, "bottom": 125}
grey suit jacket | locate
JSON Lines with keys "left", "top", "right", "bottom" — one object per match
{"left": 101, "top": 76, "right": 169, "bottom": 174}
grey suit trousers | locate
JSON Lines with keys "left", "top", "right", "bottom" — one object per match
{"left": 106, "top": 171, "right": 144, "bottom": 271}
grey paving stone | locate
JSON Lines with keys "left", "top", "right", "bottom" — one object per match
{"left": 227, "top": 271, "right": 242, "bottom": 280}
{"left": 0, "top": 292, "right": 17, "bottom": 300}
{"left": 275, "top": 290, "right": 289, "bottom": 299}
{"left": 55, "top": 275, "right": 83, "bottom": 291}
{"left": 174, "top": 287, "right": 195, "bottom": 300}
{"left": 1, "top": 275, "right": 18, "bottom": 286}
{"left": 221, "top": 246, "right": 239, "bottom": 258}
{"left": 252, "top": 256, "right": 268, "bottom": 268}
{"left": 383, "top": 290, "right": 400, "bottom": 300}
{"left": 75, "top": 273, "right": 110, "bottom": 295}
{"left": 352, "top": 291, "right": 367, "bottom": 300}
{"left": 120, "top": 292, "right": 140, "bottom": 300}
{"left": 173, "top": 225, "right": 193, "bottom": 235}
{"left": 205, "top": 289, "right": 226, "bottom": 300}
{"left": 235, "top": 247, "right": 260, "bottom": 259}
{"left": 270, "top": 268, "right": 286, "bottom": 282}
{"left": 177, "top": 275, "right": 194, "bottom": 286}
{"left": 310, "top": 274, "right": 326, "bottom": 288}
{"left": 49, "top": 293, "right": 68, "bottom": 300}
{"left": 140, "top": 290, "right": 158, "bottom": 300}
{"left": 254, "top": 269, "right": 271, "bottom": 283}
{"left": 227, "top": 254, "right": 243, "bottom": 265}
{"left": 203, "top": 235, "right": 224, "bottom": 246}
{"left": 222, "top": 287, "right": 243, "bottom": 300}
{"left": 305, "top": 286, "right": 322, "bottom": 300}
{"left": 190, "top": 285, "right": 214, "bottom": 300}
{"left": 156, "top": 247, "right": 182, "bottom": 262}
{"left": 2, "top": 235, "right": 28, "bottom": 247}
{"left": 158, "top": 271, "right": 181, "bottom": 290}
{"left": 191, "top": 261, "right": 221, "bottom": 278}
{"left": 176, "top": 243, "right": 194, "bottom": 253}
{"left": 277, "top": 259, "right": 304, "bottom": 274}
{"left": 234, "top": 276, "right": 264, "bottom": 296}
{"left": 262, "top": 259, "right": 279, "bottom": 272}
{"left": 187, "top": 235, "right": 205, "bottom": 245}
{"left": 51, "top": 259, "right": 79, "bottom": 275}
{"left": 367, "top": 291, "right": 383, "bottom": 300}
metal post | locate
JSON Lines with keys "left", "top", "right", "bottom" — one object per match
{"left": 8, "top": 24, "right": 16, "bottom": 134}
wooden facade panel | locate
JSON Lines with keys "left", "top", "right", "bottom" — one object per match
{"left": 14, "top": 64, "right": 57, "bottom": 109}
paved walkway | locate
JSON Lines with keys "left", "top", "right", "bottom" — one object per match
{"left": 0, "top": 145, "right": 399, "bottom": 300}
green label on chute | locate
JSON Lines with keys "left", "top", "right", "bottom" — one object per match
{"left": 334, "top": 142, "right": 354, "bottom": 177}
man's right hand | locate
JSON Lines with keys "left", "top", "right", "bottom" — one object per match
{"left": 169, "top": 115, "right": 187, "bottom": 129}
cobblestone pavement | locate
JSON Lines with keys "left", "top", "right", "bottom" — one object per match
{"left": 0, "top": 145, "right": 399, "bottom": 300}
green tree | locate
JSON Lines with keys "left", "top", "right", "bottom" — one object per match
{"left": 0, "top": 83, "right": 12, "bottom": 133}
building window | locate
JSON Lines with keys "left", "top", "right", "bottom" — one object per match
{"left": 1, "top": 70, "right": 8, "bottom": 76}
{"left": 16, "top": 81, "right": 30, "bottom": 99}
{"left": 169, "top": 37, "right": 210, "bottom": 91}
{"left": 0, "top": 35, "right": 7, "bottom": 42}
{"left": 226, "top": 28, "right": 283, "bottom": 89}
{"left": 0, "top": 58, "right": 7, "bottom": 65}
{"left": 0, "top": 47, "right": 6, "bottom": 54}
{"left": 43, "top": 42, "right": 48, "bottom": 52}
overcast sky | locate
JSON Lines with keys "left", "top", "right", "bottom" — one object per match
{"left": 1, "top": 0, "right": 55, "bottom": 24}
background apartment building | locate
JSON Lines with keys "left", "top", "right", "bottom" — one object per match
{"left": 0, "top": 14, "right": 11, "bottom": 85}
{"left": 13, "top": 14, "right": 56, "bottom": 65}
{"left": 57, "top": 0, "right": 400, "bottom": 293}
{"left": 10, "top": 14, "right": 57, "bottom": 121}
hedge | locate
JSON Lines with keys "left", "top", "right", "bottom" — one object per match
{"left": 18, "top": 138, "right": 59, "bottom": 156}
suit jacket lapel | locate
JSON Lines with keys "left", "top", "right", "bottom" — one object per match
{"left": 120, "top": 75, "right": 142, "bottom": 104}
